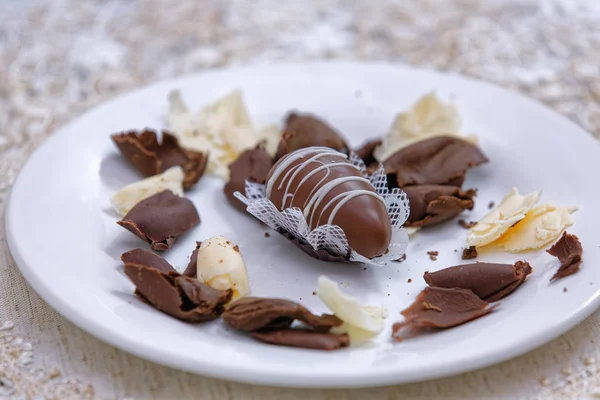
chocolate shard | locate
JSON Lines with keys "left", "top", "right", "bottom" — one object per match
{"left": 123, "top": 251, "right": 232, "bottom": 322}
{"left": 121, "top": 248, "right": 178, "bottom": 277}
{"left": 117, "top": 190, "right": 200, "bottom": 251}
{"left": 275, "top": 113, "right": 349, "bottom": 160}
{"left": 354, "top": 138, "right": 382, "bottom": 171}
{"left": 548, "top": 232, "right": 583, "bottom": 281}
{"left": 224, "top": 144, "right": 274, "bottom": 212}
{"left": 279, "top": 229, "right": 351, "bottom": 263}
{"left": 111, "top": 129, "right": 208, "bottom": 189}
{"left": 383, "top": 136, "right": 488, "bottom": 188}
{"left": 183, "top": 241, "right": 202, "bottom": 278}
{"left": 403, "top": 185, "right": 476, "bottom": 227}
{"left": 251, "top": 329, "right": 350, "bottom": 350}
{"left": 222, "top": 297, "right": 342, "bottom": 333}
{"left": 392, "top": 287, "right": 495, "bottom": 341}
{"left": 423, "top": 261, "right": 532, "bottom": 302}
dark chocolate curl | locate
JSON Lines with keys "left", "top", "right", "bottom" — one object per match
{"left": 403, "top": 185, "right": 476, "bottom": 227}
{"left": 548, "top": 232, "right": 583, "bottom": 281}
{"left": 224, "top": 144, "right": 274, "bottom": 212}
{"left": 275, "top": 113, "right": 349, "bottom": 160}
{"left": 251, "top": 329, "right": 350, "bottom": 350}
{"left": 383, "top": 136, "right": 488, "bottom": 187}
{"left": 111, "top": 129, "right": 208, "bottom": 189}
{"left": 424, "top": 261, "right": 532, "bottom": 302}
{"left": 392, "top": 287, "right": 495, "bottom": 341}
{"left": 117, "top": 190, "right": 200, "bottom": 251}
{"left": 222, "top": 297, "right": 342, "bottom": 333}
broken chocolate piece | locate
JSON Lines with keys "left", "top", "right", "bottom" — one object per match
{"left": 459, "top": 220, "right": 477, "bottom": 229}
{"left": 251, "top": 329, "right": 349, "bottom": 350}
{"left": 121, "top": 248, "right": 177, "bottom": 276}
{"left": 183, "top": 241, "right": 202, "bottom": 278}
{"left": 224, "top": 144, "right": 274, "bottom": 212}
{"left": 383, "top": 136, "right": 488, "bottom": 187}
{"left": 222, "top": 297, "right": 342, "bottom": 332}
{"left": 462, "top": 246, "right": 478, "bottom": 260}
{"left": 427, "top": 251, "right": 438, "bottom": 261}
{"left": 111, "top": 130, "right": 208, "bottom": 189}
{"left": 392, "top": 287, "right": 495, "bottom": 341}
{"left": 354, "top": 138, "right": 382, "bottom": 169}
{"left": 117, "top": 190, "right": 200, "bottom": 251}
{"left": 403, "top": 185, "right": 476, "bottom": 227}
{"left": 547, "top": 232, "right": 583, "bottom": 281}
{"left": 275, "top": 113, "right": 349, "bottom": 160}
{"left": 423, "top": 261, "right": 532, "bottom": 301}
{"left": 123, "top": 255, "right": 232, "bottom": 322}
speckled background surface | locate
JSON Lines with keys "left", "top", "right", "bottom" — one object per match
{"left": 1, "top": 0, "right": 600, "bottom": 398}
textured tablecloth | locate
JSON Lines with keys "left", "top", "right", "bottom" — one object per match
{"left": 2, "top": 0, "right": 600, "bottom": 398}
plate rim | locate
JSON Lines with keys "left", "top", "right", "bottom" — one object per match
{"left": 6, "top": 61, "right": 600, "bottom": 388}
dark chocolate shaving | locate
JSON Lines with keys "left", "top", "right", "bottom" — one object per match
{"left": 121, "top": 248, "right": 177, "bottom": 276}
{"left": 403, "top": 185, "right": 476, "bottom": 227}
{"left": 222, "top": 297, "right": 342, "bottom": 333}
{"left": 251, "top": 329, "right": 349, "bottom": 351}
{"left": 117, "top": 190, "right": 200, "bottom": 251}
{"left": 547, "top": 232, "right": 583, "bottom": 281}
{"left": 111, "top": 129, "right": 208, "bottom": 189}
{"left": 354, "top": 138, "right": 382, "bottom": 170}
{"left": 383, "top": 136, "right": 488, "bottom": 187}
{"left": 275, "top": 113, "right": 349, "bottom": 160}
{"left": 224, "top": 144, "right": 274, "bottom": 212}
{"left": 123, "top": 253, "right": 232, "bottom": 322}
{"left": 183, "top": 241, "right": 202, "bottom": 278}
{"left": 392, "top": 287, "right": 495, "bottom": 341}
{"left": 462, "top": 246, "right": 478, "bottom": 260}
{"left": 423, "top": 261, "right": 532, "bottom": 301}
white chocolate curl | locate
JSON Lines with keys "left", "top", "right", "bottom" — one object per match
{"left": 235, "top": 152, "right": 410, "bottom": 266}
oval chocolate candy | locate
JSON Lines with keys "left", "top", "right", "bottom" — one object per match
{"left": 265, "top": 147, "right": 392, "bottom": 259}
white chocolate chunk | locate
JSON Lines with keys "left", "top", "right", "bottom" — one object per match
{"left": 374, "top": 92, "right": 475, "bottom": 162}
{"left": 196, "top": 236, "right": 249, "bottom": 299}
{"left": 497, "top": 203, "right": 578, "bottom": 252}
{"left": 467, "top": 188, "right": 540, "bottom": 247}
{"left": 110, "top": 166, "right": 184, "bottom": 216}
{"left": 316, "top": 276, "right": 386, "bottom": 343}
{"left": 167, "top": 89, "right": 279, "bottom": 180}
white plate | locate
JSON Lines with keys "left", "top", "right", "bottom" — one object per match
{"left": 6, "top": 62, "right": 600, "bottom": 388}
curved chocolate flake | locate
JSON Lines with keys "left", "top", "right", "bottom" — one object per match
{"left": 383, "top": 136, "right": 488, "bottom": 188}
{"left": 123, "top": 253, "right": 232, "bottom": 322}
{"left": 403, "top": 185, "right": 476, "bottom": 228}
{"left": 354, "top": 138, "right": 382, "bottom": 171}
{"left": 117, "top": 190, "right": 200, "bottom": 251}
{"left": 222, "top": 297, "right": 342, "bottom": 333}
{"left": 251, "top": 329, "right": 349, "bottom": 351}
{"left": 224, "top": 144, "right": 274, "bottom": 212}
{"left": 275, "top": 113, "right": 349, "bottom": 160}
{"left": 183, "top": 241, "right": 202, "bottom": 278}
{"left": 548, "top": 232, "right": 583, "bottom": 281}
{"left": 111, "top": 129, "right": 208, "bottom": 189}
{"left": 392, "top": 287, "right": 495, "bottom": 341}
{"left": 424, "top": 261, "right": 532, "bottom": 302}
{"left": 121, "top": 248, "right": 177, "bottom": 276}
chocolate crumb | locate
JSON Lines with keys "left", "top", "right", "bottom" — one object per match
{"left": 462, "top": 246, "right": 478, "bottom": 260}
{"left": 363, "top": 267, "right": 367, "bottom": 271}
{"left": 563, "top": 287, "right": 568, "bottom": 292}
{"left": 396, "top": 254, "right": 407, "bottom": 263}
{"left": 408, "top": 279, "right": 412, "bottom": 283}
{"left": 233, "top": 245, "right": 240, "bottom": 253}
{"left": 488, "top": 201, "right": 495, "bottom": 209}
{"left": 264, "top": 232, "right": 270, "bottom": 238}
{"left": 312, "top": 291, "right": 316, "bottom": 295}
{"left": 427, "top": 251, "right": 438, "bottom": 261}
{"left": 458, "top": 219, "right": 477, "bottom": 229}
{"left": 219, "top": 259, "right": 223, "bottom": 263}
